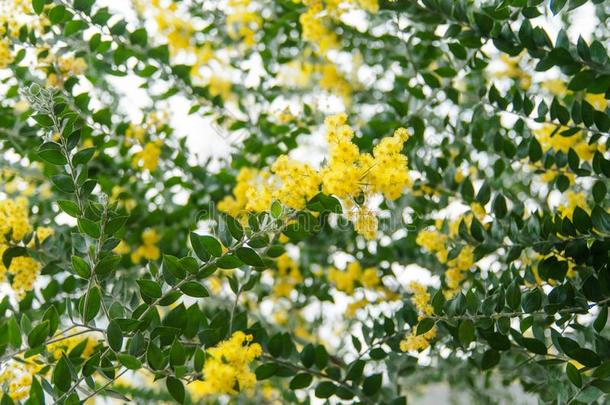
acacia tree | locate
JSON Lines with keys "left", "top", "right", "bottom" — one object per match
{"left": 0, "top": 0, "right": 609, "bottom": 403}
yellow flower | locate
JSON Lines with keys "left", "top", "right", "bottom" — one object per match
{"left": 0, "top": 38, "right": 13, "bottom": 68}
{"left": 557, "top": 191, "right": 588, "bottom": 220}
{"left": 132, "top": 140, "right": 162, "bottom": 172}
{"left": 131, "top": 229, "right": 161, "bottom": 263}
{"left": 191, "top": 331, "right": 262, "bottom": 396}
{"left": 400, "top": 282, "right": 437, "bottom": 352}
{"left": 585, "top": 93, "right": 607, "bottom": 111}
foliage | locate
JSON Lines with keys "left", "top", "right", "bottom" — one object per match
{"left": 0, "top": 0, "right": 609, "bottom": 404}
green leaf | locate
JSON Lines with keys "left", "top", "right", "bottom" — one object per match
{"left": 3, "top": 246, "right": 27, "bottom": 269}
{"left": 224, "top": 215, "right": 244, "bottom": 240}
{"left": 481, "top": 349, "right": 500, "bottom": 370}
{"left": 179, "top": 281, "right": 209, "bottom": 297}
{"left": 572, "top": 206, "right": 592, "bottom": 233}
{"left": 58, "top": 200, "right": 80, "bottom": 217}
{"left": 170, "top": 340, "right": 186, "bottom": 366}
{"left": 593, "top": 181, "right": 607, "bottom": 203}
{"left": 492, "top": 194, "right": 508, "bottom": 218}
{"left": 38, "top": 142, "right": 67, "bottom": 165}
{"left": 506, "top": 281, "right": 521, "bottom": 310}
{"left": 594, "top": 306, "right": 608, "bottom": 333}
{"left": 78, "top": 218, "right": 101, "bottom": 238}
{"left": 236, "top": 247, "right": 264, "bottom": 267}
{"left": 71, "top": 255, "right": 91, "bottom": 278}
{"left": 51, "top": 175, "right": 75, "bottom": 193}
{"left": 137, "top": 279, "right": 162, "bottom": 299}
{"left": 216, "top": 254, "right": 243, "bottom": 269}
{"left": 147, "top": 341, "right": 165, "bottom": 370}
{"left": 416, "top": 318, "right": 435, "bottom": 336}
{"left": 118, "top": 354, "right": 141, "bottom": 370}
{"left": 84, "top": 286, "right": 101, "bottom": 322}
{"left": 362, "top": 373, "right": 382, "bottom": 396}
{"left": 8, "top": 316, "right": 21, "bottom": 349}
{"left": 315, "top": 381, "right": 336, "bottom": 399}
{"left": 300, "top": 344, "right": 314, "bottom": 368}
{"left": 52, "top": 355, "right": 72, "bottom": 392}
{"left": 289, "top": 373, "right": 313, "bottom": 389}
{"left": 566, "top": 362, "right": 582, "bottom": 388}
{"left": 190, "top": 233, "right": 222, "bottom": 259}
{"left": 255, "top": 363, "right": 278, "bottom": 380}
{"left": 27, "top": 321, "right": 49, "bottom": 348}
{"left": 72, "top": 147, "right": 96, "bottom": 166}
{"left": 458, "top": 319, "right": 475, "bottom": 346}
{"left": 32, "top": 0, "right": 45, "bottom": 14}
{"left": 107, "top": 320, "right": 123, "bottom": 352}
{"left": 166, "top": 377, "right": 185, "bottom": 404}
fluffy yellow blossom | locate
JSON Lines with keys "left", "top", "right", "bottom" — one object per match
{"left": 533, "top": 125, "right": 603, "bottom": 161}
{"left": 346, "top": 298, "right": 369, "bottom": 317}
{"left": 493, "top": 54, "right": 531, "bottom": 90}
{"left": 132, "top": 140, "right": 162, "bottom": 172}
{"left": 328, "top": 261, "right": 378, "bottom": 294}
{"left": 0, "top": 198, "right": 52, "bottom": 297}
{"left": 272, "top": 254, "right": 303, "bottom": 298}
{"left": 319, "top": 63, "right": 352, "bottom": 104}
{"left": 192, "top": 331, "right": 262, "bottom": 396}
{"left": 125, "top": 123, "right": 146, "bottom": 144}
{"left": 585, "top": 93, "right": 608, "bottom": 111}
{"left": 271, "top": 155, "right": 321, "bottom": 210}
{"left": 541, "top": 79, "right": 567, "bottom": 96}
{"left": 113, "top": 240, "right": 131, "bottom": 255}
{"left": 0, "top": 38, "right": 13, "bottom": 68}
{"left": 57, "top": 54, "right": 87, "bottom": 76}
{"left": 209, "top": 76, "right": 232, "bottom": 101}
{"left": 220, "top": 114, "right": 409, "bottom": 239}
{"left": 557, "top": 191, "right": 588, "bottom": 220}
{"left": 226, "top": 0, "right": 262, "bottom": 47}
{"left": 416, "top": 229, "right": 448, "bottom": 263}
{"left": 445, "top": 245, "right": 475, "bottom": 293}
{"left": 299, "top": 1, "right": 339, "bottom": 55}
{"left": 218, "top": 167, "right": 274, "bottom": 218}
{"left": 0, "top": 197, "right": 32, "bottom": 242}
{"left": 408, "top": 281, "right": 434, "bottom": 316}
{"left": 131, "top": 229, "right": 161, "bottom": 263}
{"left": 400, "top": 282, "right": 437, "bottom": 352}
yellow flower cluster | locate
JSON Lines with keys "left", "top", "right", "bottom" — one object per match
{"left": 493, "top": 53, "right": 531, "bottom": 90}
{"left": 219, "top": 114, "right": 410, "bottom": 239}
{"left": 557, "top": 191, "right": 588, "bottom": 220}
{"left": 0, "top": 38, "right": 13, "bottom": 68}
{"left": 299, "top": 1, "right": 340, "bottom": 55}
{"left": 319, "top": 61, "right": 352, "bottom": 103}
{"left": 445, "top": 245, "right": 475, "bottom": 293}
{"left": 193, "top": 331, "right": 262, "bottom": 396}
{"left": 400, "top": 282, "right": 437, "bottom": 352}
{"left": 416, "top": 222, "right": 477, "bottom": 295}
{"left": 218, "top": 167, "right": 273, "bottom": 217}
{"left": 132, "top": 140, "right": 162, "bottom": 172}
{"left": 130, "top": 229, "right": 161, "bottom": 263}
{"left": 208, "top": 75, "right": 233, "bottom": 101}
{"left": 271, "top": 155, "right": 321, "bottom": 210}
{"left": 152, "top": 0, "right": 194, "bottom": 55}
{"left": 0, "top": 198, "right": 53, "bottom": 297}
{"left": 273, "top": 253, "right": 303, "bottom": 298}
{"left": 415, "top": 229, "right": 448, "bottom": 263}
{"left": 533, "top": 125, "right": 604, "bottom": 161}
{"left": 226, "top": 0, "right": 262, "bottom": 47}
{"left": 44, "top": 54, "right": 87, "bottom": 87}
{"left": 328, "top": 261, "right": 379, "bottom": 294}
{"left": 47, "top": 334, "right": 97, "bottom": 360}
{"left": 0, "top": 333, "right": 95, "bottom": 401}
{"left": 0, "top": 361, "right": 41, "bottom": 401}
